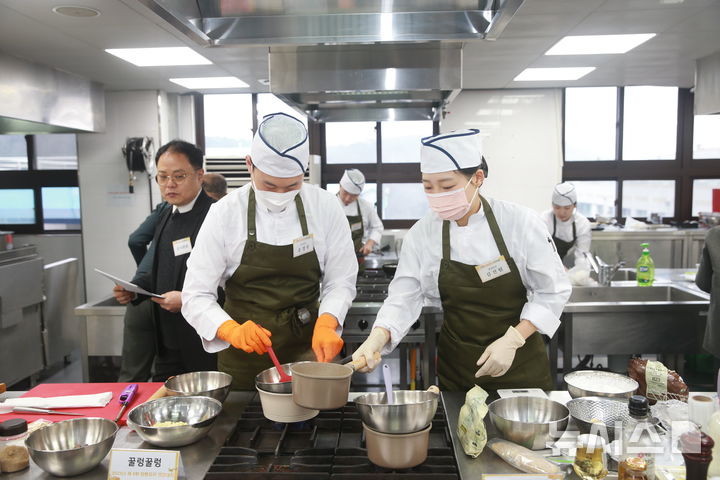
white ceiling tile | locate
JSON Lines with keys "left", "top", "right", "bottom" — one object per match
{"left": 0, "top": 0, "right": 718, "bottom": 92}
{"left": 568, "top": 7, "right": 705, "bottom": 35}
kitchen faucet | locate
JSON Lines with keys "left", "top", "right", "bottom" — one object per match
{"left": 584, "top": 252, "right": 626, "bottom": 286}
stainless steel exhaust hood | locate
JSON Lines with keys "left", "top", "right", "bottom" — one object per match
{"left": 270, "top": 43, "right": 462, "bottom": 122}
{"left": 141, "top": 0, "right": 524, "bottom": 121}
{"left": 140, "top": 0, "right": 524, "bottom": 45}
{"left": 0, "top": 52, "right": 105, "bottom": 134}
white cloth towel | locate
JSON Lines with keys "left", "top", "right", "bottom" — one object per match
{"left": 3, "top": 392, "right": 112, "bottom": 409}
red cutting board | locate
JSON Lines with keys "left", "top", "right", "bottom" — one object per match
{"left": 0, "top": 383, "right": 163, "bottom": 426}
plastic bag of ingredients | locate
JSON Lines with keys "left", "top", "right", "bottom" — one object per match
{"left": 487, "top": 438, "right": 562, "bottom": 474}
{"left": 457, "top": 385, "right": 489, "bottom": 458}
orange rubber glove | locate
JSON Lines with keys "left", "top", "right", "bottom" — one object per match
{"left": 216, "top": 320, "right": 272, "bottom": 355}
{"left": 312, "top": 313, "right": 344, "bottom": 362}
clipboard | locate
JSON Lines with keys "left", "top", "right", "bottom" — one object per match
{"left": 94, "top": 268, "right": 165, "bottom": 298}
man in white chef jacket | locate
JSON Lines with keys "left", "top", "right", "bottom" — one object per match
{"left": 351, "top": 129, "right": 571, "bottom": 391}
{"left": 182, "top": 113, "right": 357, "bottom": 390}
{"left": 336, "top": 169, "right": 384, "bottom": 257}
{"left": 541, "top": 182, "right": 592, "bottom": 270}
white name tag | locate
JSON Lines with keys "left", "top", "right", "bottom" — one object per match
{"left": 172, "top": 237, "right": 192, "bottom": 256}
{"left": 293, "top": 234, "right": 314, "bottom": 258}
{"left": 350, "top": 222, "right": 362, "bottom": 232}
{"left": 107, "top": 448, "right": 182, "bottom": 480}
{"left": 475, "top": 255, "right": 511, "bottom": 283}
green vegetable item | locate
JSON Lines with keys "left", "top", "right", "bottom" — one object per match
{"left": 457, "top": 385, "right": 490, "bottom": 458}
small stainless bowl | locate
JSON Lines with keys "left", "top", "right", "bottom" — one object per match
{"left": 127, "top": 395, "right": 222, "bottom": 448}
{"left": 488, "top": 396, "right": 569, "bottom": 450}
{"left": 25, "top": 417, "right": 118, "bottom": 477}
{"left": 565, "top": 370, "right": 638, "bottom": 399}
{"left": 354, "top": 390, "right": 438, "bottom": 434}
{"left": 165, "top": 371, "right": 232, "bottom": 403}
{"left": 255, "top": 362, "right": 308, "bottom": 394}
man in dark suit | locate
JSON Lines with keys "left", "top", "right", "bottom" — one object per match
{"left": 113, "top": 140, "right": 217, "bottom": 379}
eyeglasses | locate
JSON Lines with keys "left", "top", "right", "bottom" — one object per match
{"left": 155, "top": 171, "right": 196, "bottom": 185}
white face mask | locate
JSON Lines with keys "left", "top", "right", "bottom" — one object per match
{"left": 252, "top": 179, "right": 300, "bottom": 213}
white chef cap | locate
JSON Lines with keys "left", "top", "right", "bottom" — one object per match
{"left": 250, "top": 112, "right": 308, "bottom": 178}
{"left": 420, "top": 129, "right": 483, "bottom": 174}
{"left": 339, "top": 169, "right": 365, "bottom": 195}
{"left": 552, "top": 182, "right": 577, "bottom": 206}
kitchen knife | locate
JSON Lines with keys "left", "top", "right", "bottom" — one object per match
{"left": 13, "top": 406, "right": 84, "bottom": 416}
{"left": 114, "top": 383, "right": 138, "bottom": 423}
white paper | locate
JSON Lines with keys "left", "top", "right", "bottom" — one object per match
{"left": 3, "top": 392, "right": 112, "bottom": 409}
{"left": 94, "top": 268, "right": 165, "bottom": 298}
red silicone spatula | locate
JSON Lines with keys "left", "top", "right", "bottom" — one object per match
{"left": 267, "top": 346, "right": 292, "bottom": 383}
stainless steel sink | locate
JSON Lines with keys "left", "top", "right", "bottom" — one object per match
{"left": 569, "top": 285, "right": 707, "bottom": 304}
{"left": 611, "top": 268, "right": 637, "bottom": 281}
{"left": 558, "top": 283, "right": 709, "bottom": 373}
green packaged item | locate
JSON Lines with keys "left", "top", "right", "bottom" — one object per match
{"left": 457, "top": 385, "right": 490, "bottom": 458}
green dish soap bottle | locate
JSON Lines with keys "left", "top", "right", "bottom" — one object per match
{"left": 636, "top": 242, "right": 655, "bottom": 286}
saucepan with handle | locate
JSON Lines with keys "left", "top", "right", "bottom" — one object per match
{"left": 291, "top": 352, "right": 381, "bottom": 410}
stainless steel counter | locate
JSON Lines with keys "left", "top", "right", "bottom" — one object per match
{"left": 4, "top": 391, "right": 257, "bottom": 480}
{"left": 74, "top": 297, "right": 126, "bottom": 382}
{"left": 8, "top": 391, "right": 480, "bottom": 479}
{"left": 591, "top": 228, "right": 707, "bottom": 268}
{"left": 557, "top": 271, "right": 709, "bottom": 374}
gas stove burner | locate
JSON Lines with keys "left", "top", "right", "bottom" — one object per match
{"left": 205, "top": 403, "right": 458, "bottom": 479}
{"left": 357, "top": 269, "right": 393, "bottom": 282}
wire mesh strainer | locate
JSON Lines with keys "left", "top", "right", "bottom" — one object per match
{"left": 567, "top": 396, "right": 631, "bottom": 441}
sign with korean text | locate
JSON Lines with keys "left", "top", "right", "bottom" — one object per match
{"left": 107, "top": 448, "right": 181, "bottom": 480}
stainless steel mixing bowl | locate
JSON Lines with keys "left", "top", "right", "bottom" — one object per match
{"left": 164, "top": 371, "right": 232, "bottom": 403}
{"left": 488, "top": 396, "right": 569, "bottom": 450}
{"left": 255, "top": 362, "right": 309, "bottom": 394}
{"left": 25, "top": 417, "right": 118, "bottom": 477}
{"left": 354, "top": 390, "right": 439, "bottom": 434}
{"left": 127, "top": 395, "right": 222, "bottom": 448}
{"left": 564, "top": 370, "right": 638, "bottom": 399}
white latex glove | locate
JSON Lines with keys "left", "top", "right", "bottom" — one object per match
{"left": 352, "top": 328, "right": 390, "bottom": 373}
{"left": 475, "top": 326, "right": 525, "bottom": 378}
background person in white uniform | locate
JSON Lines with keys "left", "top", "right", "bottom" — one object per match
{"left": 541, "top": 182, "right": 591, "bottom": 269}
{"left": 337, "top": 168, "right": 384, "bottom": 256}
{"left": 351, "top": 129, "right": 571, "bottom": 391}
{"left": 181, "top": 113, "right": 357, "bottom": 389}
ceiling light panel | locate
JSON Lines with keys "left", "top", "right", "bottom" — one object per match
{"left": 514, "top": 67, "right": 596, "bottom": 81}
{"left": 545, "top": 34, "right": 656, "bottom": 55}
{"left": 105, "top": 47, "right": 212, "bottom": 66}
{"left": 169, "top": 77, "right": 249, "bottom": 89}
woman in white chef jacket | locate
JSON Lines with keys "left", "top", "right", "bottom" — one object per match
{"left": 352, "top": 129, "right": 571, "bottom": 391}
{"left": 541, "top": 182, "right": 592, "bottom": 269}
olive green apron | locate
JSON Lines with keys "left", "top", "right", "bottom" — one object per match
{"left": 345, "top": 198, "right": 365, "bottom": 272}
{"left": 437, "top": 196, "right": 553, "bottom": 391}
{"left": 552, "top": 215, "right": 576, "bottom": 260}
{"left": 219, "top": 189, "right": 322, "bottom": 390}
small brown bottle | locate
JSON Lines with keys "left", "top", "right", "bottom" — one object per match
{"left": 681, "top": 431, "right": 714, "bottom": 480}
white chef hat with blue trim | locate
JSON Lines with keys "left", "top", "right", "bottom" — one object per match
{"left": 420, "top": 129, "right": 483, "bottom": 174}
{"left": 339, "top": 168, "right": 365, "bottom": 195}
{"left": 552, "top": 182, "right": 577, "bottom": 206}
{"left": 250, "top": 112, "right": 308, "bottom": 178}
